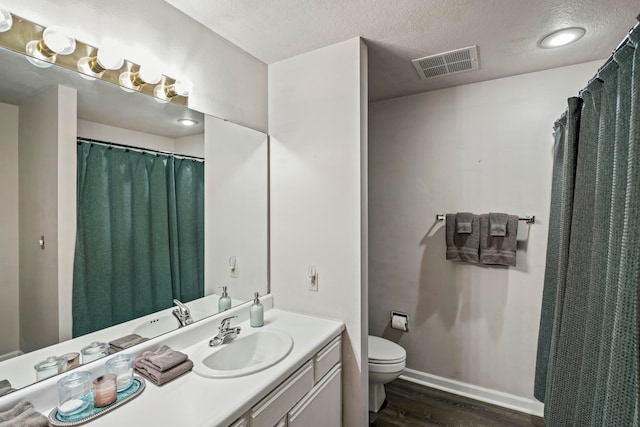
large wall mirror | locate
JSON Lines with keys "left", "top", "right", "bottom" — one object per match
{"left": 0, "top": 44, "right": 268, "bottom": 391}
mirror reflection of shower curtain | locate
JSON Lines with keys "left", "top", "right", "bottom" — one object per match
{"left": 534, "top": 21, "right": 639, "bottom": 427}
{"left": 72, "top": 143, "right": 204, "bottom": 337}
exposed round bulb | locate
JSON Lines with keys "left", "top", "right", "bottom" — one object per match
{"left": 25, "top": 40, "right": 53, "bottom": 68}
{"left": 539, "top": 27, "right": 586, "bottom": 49}
{"left": 173, "top": 80, "right": 192, "bottom": 97}
{"left": 138, "top": 66, "right": 161, "bottom": 84}
{"left": 153, "top": 85, "right": 170, "bottom": 103}
{"left": 96, "top": 49, "right": 124, "bottom": 70}
{"left": 0, "top": 6, "right": 12, "bottom": 32}
{"left": 42, "top": 27, "right": 76, "bottom": 55}
{"left": 118, "top": 72, "right": 137, "bottom": 93}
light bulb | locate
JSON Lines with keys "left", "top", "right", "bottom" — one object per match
{"left": 118, "top": 72, "right": 137, "bottom": 93}
{"left": 96, "top": 49, "right": 124, "bottom": 70}
{"left": 0, "top": 6, "right": 12, "bottom": 32}
{"left": 76, "top": 57, "right": 98, "bottom": 79}
{"left": 138, "top": 66, "right": 161, "bottom": 84}
{"left": 539, "top": 27, "right": 586, "bottom": 49}
{"left": 173, "top": 80, "right": 192, "bottom": 97}
{"left": 42, "top": 27, "right": 76, "bottom": 55}
{"left": 153, "top": 85, "right": 170, "bottom": 103}
{"left": 178, "top": 118, "right": 198, "bottom": 126}
{"left": 25, "top": 40, "right": 53, "bottom": 68}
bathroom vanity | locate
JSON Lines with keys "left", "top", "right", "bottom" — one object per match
{"left": 0, "top": 297, "right": 344, "bottom": 426}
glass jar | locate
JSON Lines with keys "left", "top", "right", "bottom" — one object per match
{"left": 56, "top": 371, "right": 92, "bottom": 416}
{"left": 81, "top": 341, "right": 108, "bottom": 364}
{"left": 105, "top": 354, "right": 135, "bottom": 392}
{"left": 34, "top": 356, "right": 67, "bottom": 381}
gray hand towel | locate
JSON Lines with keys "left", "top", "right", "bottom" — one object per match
{"left": 445, "top": 214, "right": 480, "bottom": 263}
{"left": 479, "top": 214, "right": 518, "bottom": 266}
{"left": 0, "top": 380, "right": 14, "bottom": 397}
{"left": 489, "top": 212, "right": 509, "bottom": 236}
{"left": 140, "top": 345, "right": 188, "bottom": 372}
{"left": 109, "top": 334, "right": 149, "bottom": 351}
{"left": 0, "top": 401, "right": 48, "bottom": 427}
{"left": 134, "top": 357, "right": 193, "bottom": 386}
{"left": 455, "top": 212, "right": 474, "bottom": 234}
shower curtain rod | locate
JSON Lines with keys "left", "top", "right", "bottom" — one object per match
{"left": 435, "top": 214, "right": 536, "bottom": 224}
{"left": 581, "top": 15, "right": 639, "bottom": 93}
{"left": 77, "top": 136, "right": 204, "bottom": 161}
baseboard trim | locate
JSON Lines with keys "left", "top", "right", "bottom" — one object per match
{"left": 400, "top": 368, "right": 544, "bottom": 417}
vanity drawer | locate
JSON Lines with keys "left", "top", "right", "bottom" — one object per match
{"left": 314, "top": 336, "right": 341, "bottom": 383}
{"left": 250, "top": 361, "right": 314, "bottom": 427}
{"left": 288, "top": 364, "right": 341, "bottom": 427}
{"left": 229, "top": 416, "right": 249, "bottom": 427}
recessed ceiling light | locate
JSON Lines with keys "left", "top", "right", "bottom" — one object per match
{"left": 539, "top": 27, "right": 586, "bottom": 49}
{"left": 178, "top": 118, "right": 199, "bottom": 126}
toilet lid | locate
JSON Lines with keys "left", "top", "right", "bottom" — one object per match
{"left": 368, "top": 336, "right": 406, "bottom": 364}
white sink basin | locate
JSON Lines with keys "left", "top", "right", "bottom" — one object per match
{"left": 193, "top": 329, "right": 293, "bottom": 378}
{"left": 130, "top": 311, "right": 209, "bottom": 339}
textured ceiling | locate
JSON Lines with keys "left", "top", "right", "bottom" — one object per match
{"left": 163, "top": 0, "right": 639, "bottom": 101}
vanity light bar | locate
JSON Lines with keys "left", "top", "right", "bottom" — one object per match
{"left": 0, "top": 10, "right": 190, "bottom": 107}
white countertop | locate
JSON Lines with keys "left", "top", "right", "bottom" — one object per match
{"left": 0, "top": 294, "right": 244, "bottom": 389}
{"left": 1, "top": 304, "right": 344, "bottom": 427}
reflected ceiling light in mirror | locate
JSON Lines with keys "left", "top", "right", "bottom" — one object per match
{"left": 539, "top": 27, "right": 586, "bottom": 48}
{"left": 0, "top": 6, "right": 12, "bottom": 32}
{"left": 178, "top": 118, "right": 199, "bottom": 126}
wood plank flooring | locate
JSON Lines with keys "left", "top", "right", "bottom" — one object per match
{"left": 370, "top": 379, "right": 546, "bottom": 427}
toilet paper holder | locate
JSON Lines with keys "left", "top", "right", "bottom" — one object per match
{"left": 390, "top": 311, "right": 409, "bottom": 332}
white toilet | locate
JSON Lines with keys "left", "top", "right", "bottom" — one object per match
{"left": 368, "top": 335, "right": 406, "bottom": 412}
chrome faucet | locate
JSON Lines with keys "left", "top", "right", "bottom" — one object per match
{"left": 172, "top": 299, "right": 194, "bottom": 327}
{"left": 209, "top": 316, "right": 241, "bottom": 346}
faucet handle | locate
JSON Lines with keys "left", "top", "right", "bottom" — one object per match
{"left": 219, "top": 315, "right": 237, "bottom": 330}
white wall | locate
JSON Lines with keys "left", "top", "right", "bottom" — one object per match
{"left": 2, "top": 0, "right": 267, "bottom": 132}
{"left": 18, "top": 85, "right": 77, "bottom": 353}
{"left": 0, "top": 102, "right": 20, "bottom": 356}
{"left": 175, "top": 134, "right": 205, "bottom": 158}
{"left": 368, "top": 61, "right": 601, "bottom": 403}
{"left": 269, "top": 38, "right": 368, "bottom": 427}
{"left": 205, "top": 116, "right": 268, "bottom": 302}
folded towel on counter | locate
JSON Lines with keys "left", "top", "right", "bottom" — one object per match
{"left": 0, "top": 380, "right": 14, "bottom": 397}
{"left": 0, "top": 400, "right": 48, "bottom": 427}
{"left": 138, "top": 345, "right": 188, "bottom": 372}
{"left": 109, "top": 334, "right": 149, "bottom": 354}
{"left": 134, "top": 357, "right": 193, "bottom": 386}
{"left": 455, "top": 212, "right": 474, "bottom": 234}
{"left": 479, "top": 214, "right": 519, "bottom": 266}
{"left": 445, "top": 213, "right": 480, "bottom": 263}
{"left": 489, "top": 212, "right": 509, "bottom": 236}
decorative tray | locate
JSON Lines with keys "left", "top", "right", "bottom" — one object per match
{"left": 48, "top": 376, "right": 146, "bottom": 426}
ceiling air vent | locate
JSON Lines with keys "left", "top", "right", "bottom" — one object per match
{"left": 412, "top": 46, "right": 479, "bottom": 80}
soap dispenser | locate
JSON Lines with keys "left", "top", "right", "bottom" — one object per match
{"left": 218, "top": 286, "right": 232, "bottom": 312}
{"left": 250, "top": 292, "right": 264, "bottom": 327}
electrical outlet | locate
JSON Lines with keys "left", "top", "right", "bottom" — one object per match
{"left": 308, "top": 276, "right": 318, "bottom": 292}
{"left": 230, "top": 267, "right": 239, "bottom": 278}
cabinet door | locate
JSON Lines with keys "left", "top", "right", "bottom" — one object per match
{"left": 288, "top": 365, "right": 341, "bottom": 427}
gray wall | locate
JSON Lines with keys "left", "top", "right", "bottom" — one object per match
{"left": 0, "top": 102, "right": 20, "bottom": 356}
{"left": 18, "top": 86, "right": 77, "bottom": 353}
{"left": 368, "top": 61, "right": 600, "bottom": 401}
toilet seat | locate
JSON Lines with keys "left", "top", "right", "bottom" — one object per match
{"left": 369, "top": 360, "right": 405, "bottom": 374}
{"left": 368, "top": 336, "right": 406, "bottom": 365}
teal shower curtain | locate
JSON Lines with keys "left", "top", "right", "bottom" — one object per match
{"left": 534, "top": 18, "right": 639, "bottom": 427}
{"left": 72, "top": 143, "right": 204, "bottom": 337}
